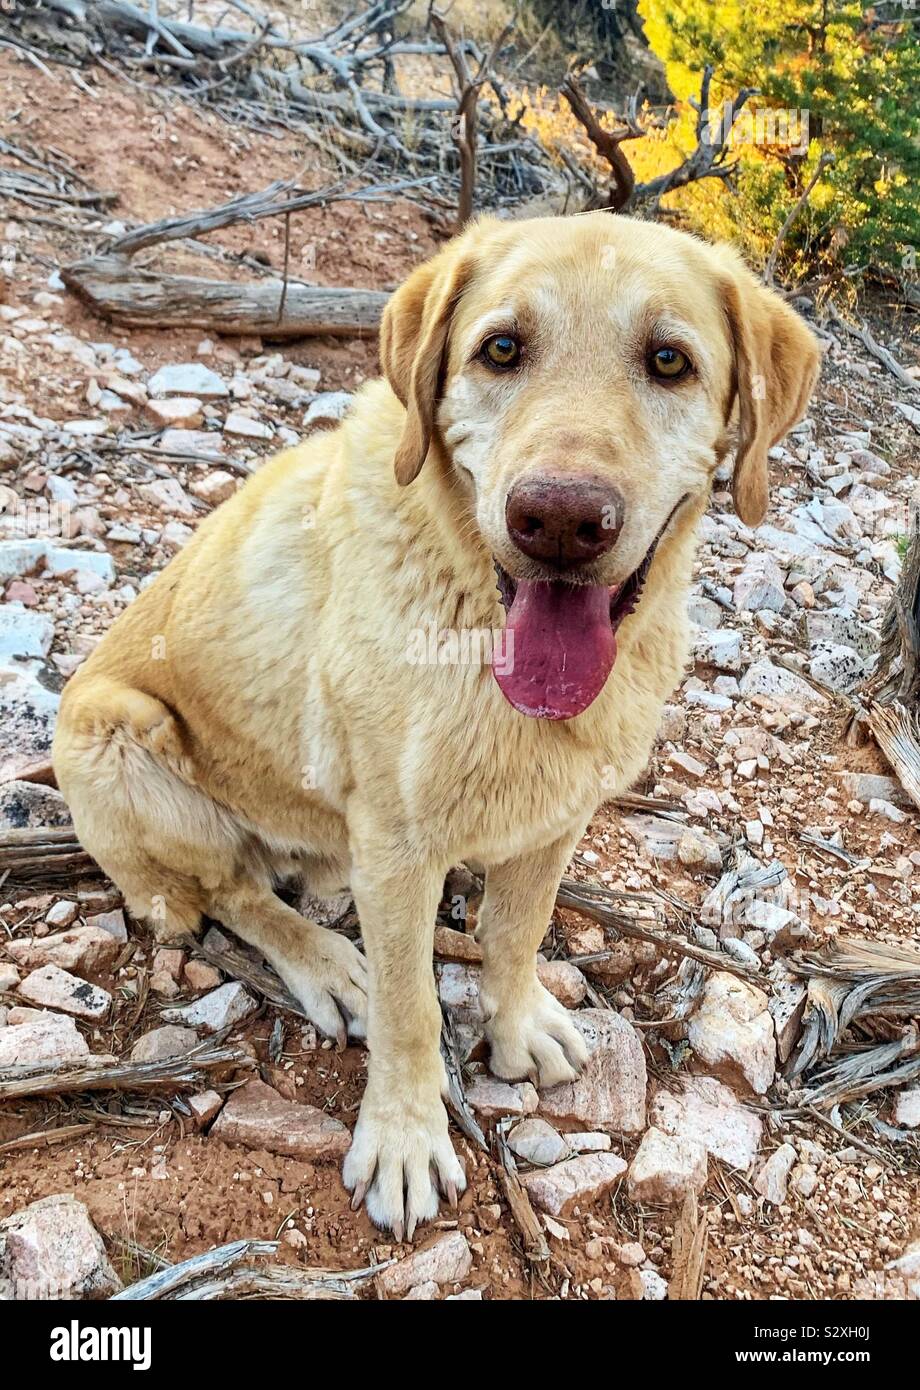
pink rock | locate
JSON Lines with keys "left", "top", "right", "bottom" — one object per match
{"left": 187, "top": 1090, "right": 223, "bottom": 1129}
{"left": 520, "top": 1152, "right": 627, "bottom": 1216}
{"left": 466, "top": 1076, "right": 538, "bottom": 1119}
{"left": 626, "top": 1126, "right": 708, "bottom": 1205}
{"left": 0, "top": 1193, "right": 122, "bottom": 1299}
{"left": 536, "top": 959, "right": 587, "bottom": 1007}
{"left": 152, "top": 947, "right": 185, "bottom": 982}
{"left": 539, "top": 1009, "right": 646, "bottom": 1133}
{"left": 210, "top": 1078, "right": 349, "bottom": 1159}
{"left": 183, "top": 959, "right": 223, "bottom": 992}
{"left": 5, "top": 580, "right": 38, "bottom": 606}
{"left": 650, "top": 1076, "right": 763, "bottom": 1171}
{"left": 130, "top": 1025, "right": 198, "bottom": 1064}
{"left": 376, "top": 1231, "right": 472, "bottom": 1297}
{"left": 687, "top": 973, "right": 776, "bottom": 1095}
{"left": 7, "top": 926, "right": 120, "bottom": 977}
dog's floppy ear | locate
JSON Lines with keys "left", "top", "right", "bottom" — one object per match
{"left": 720, "top": 263, "right": 821, "bottom": 527}
{"left": 380, "top": 235, "right": 479, "bottom": 486}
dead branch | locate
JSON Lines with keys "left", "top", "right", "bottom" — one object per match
{"left": 859, "top": 508, "right": 920, "bottom": 810}
{"left": 668, "top": 1190, "right": 709, "bottom": 1300}
{"left": 763, "top": 152, "right": 835, "bottom": 286}
{"left": 62, "top": 256, "right": 388, "bottom": 337}
{"left": 826, "top": 302, "right": 920, "bottom": 393}
{"left": 637, "top": 67, "right": 758, "bottom": 210}
{"left": 556, "top": 876, "right": 764, "bottom": 981}
{"left": 0, "top": 825, "right": 98, "bottom": 885}
{"left": 0, "top": 1044, "right": 253, "bottom": 1103}
{"left": 430, "top": 8, "right": 516, "bottom": 230}
{"left": 113, "top": 1235, "right": 391, "bottom": 1300}
{"left": 495, "top": 1121, "right": 551, "bottom": 1265}
{"left": 190, "top": 926, "right": 308, "bottom": 1018}
{"left": 560, "top": 75, "right": 643, "bottom": 212}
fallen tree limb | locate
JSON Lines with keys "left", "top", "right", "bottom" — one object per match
{"left": 556, "top": 876, "right": 764, "bottom": 981}
{"left": 859, "top": 507, "right": 920, "bottom": 809}
{"left": 827, "top": 301, "right": 920, "bottom": 393}
{"left": 62, "top": 255, "right": 389, "bottom": 337}
{"left": 0, "top": 825, "right": 97, "bottom": 884}
{"left": 495, "top": 1121, "right": 550, "bottom": 1266}
{"left": 0, "top": 1044, "right": 252, "bottom": 1103}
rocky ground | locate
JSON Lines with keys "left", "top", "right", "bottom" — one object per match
{"left": 1, "top": 46, "right": 920, "bottom": 1303}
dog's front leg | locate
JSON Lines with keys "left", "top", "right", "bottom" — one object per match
{"left": 343, "top": 826, "right": 465, "bottom": 1239}
{"left": 478, "top": 829, "right": 590, "bottom": 1088}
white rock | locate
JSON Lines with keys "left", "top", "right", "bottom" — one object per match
{"left": 630, "top": 1268, "right": 668, "bottom": 1301}
{"left": 693, "top": 628, "right": 742, "bottom": 671}
{"left": 0, "top": 668, "right": 59, "bottom": 781}
{"left": 739, "top": 660, "right": 828, "bottom": 709}
{"left": 304, "top": 391, "right": 353, "bottom": 428}
{"left": 44, "top": 546, "right": 115, "bottom": 587}
{"left": 734, "top": 555, "right": 786, "bottom": 612}
{"left": 507, "top": 1117, "right": 571, "bottom": 1167}
{"left": 894, "top": 1087, "right": 920, "bottom": 1129}
{"left": 688, "top": 972, "right": 775, "bottom": 1095}
{"left": 146, "top": 397, "right": 203, "bottom": 427}
{"left": 868, "top": 798, "right": 907, "bottom": 825}
{"left": 161, "top": 981, "right": 257, "bottom": 1032}
{"left": 16, "top": 964, "right": 111, "bottom": 1020}
{"left": 566, "top": 1131, "right": 612, "bottom": 1152}
{"left": 190, "top": 470, "right": 237, "bottom": 505}
{"left": 0, "top": 1010, "right": 90, "bottom": 1067}
{"left": 0, "top": 605, "right": 54, "bottom": 661}
{"left": 148, "top": 363, "right": 228, "bottom": 398}
{"left": 809, "top": 643, "right": 865, "bottom": 692}
{"left": 139, "top": 478, "right": 196, "bottom": 516}
{"left": 224, "top": 411, "right": 273, "bottom": 441}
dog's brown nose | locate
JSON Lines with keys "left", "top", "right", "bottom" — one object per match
{"left": 506, "top": 473, "right": 624, "bottom": 569}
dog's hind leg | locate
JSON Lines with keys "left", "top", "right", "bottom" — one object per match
{"left": 53, "top": 677, "right": 367, "bottom": 1042}
{"left": 210, "top": 881, "right": 367, "bottom": 1046}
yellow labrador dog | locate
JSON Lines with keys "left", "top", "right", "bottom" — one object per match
{"left": 53, "top": 213, "right": 819, "bottom": 1237}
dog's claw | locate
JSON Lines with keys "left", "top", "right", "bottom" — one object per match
{"left": 392, "top": 1215, "right": 405, "bottom": 1243}
{"left": 445, "top": 1180, "right": 458, "bottom": 1210}
{"left": 350, "top": 1180, "right": 368, "bottom": 1211}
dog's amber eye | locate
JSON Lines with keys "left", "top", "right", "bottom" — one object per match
{"left": 482, "top": 334, "right": 521, "bottom": 369}
{"left": 649, "top": 346, "right": 690, "bottom": 380}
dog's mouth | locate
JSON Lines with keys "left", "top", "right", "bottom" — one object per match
{"left": 492, "top": 502, "right": 685, "bottom": 722}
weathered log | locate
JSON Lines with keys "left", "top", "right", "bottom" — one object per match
{"left": 62, "top": 255, "right": 389, "bottom": 338}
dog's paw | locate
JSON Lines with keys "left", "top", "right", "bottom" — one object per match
{"left": 343, "top": 1090, "right": 466, "bottom": 1240}
{"left": 283, "top": 928, "right": 368, "bottom": 1048}
{"left": 484, "top": 982, "right": 589, "bottom": 1088}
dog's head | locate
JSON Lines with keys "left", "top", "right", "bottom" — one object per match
{"left": 380, "top": 213, "right": 820, "bottom": 720}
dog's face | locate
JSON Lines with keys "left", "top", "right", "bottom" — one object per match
{"left": 381, "top": 214, "right": 820, "bottom": 720}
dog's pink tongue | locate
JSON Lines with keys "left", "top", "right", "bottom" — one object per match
{"left": 494, "top": 580, "right": 616, "bottom": 720}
